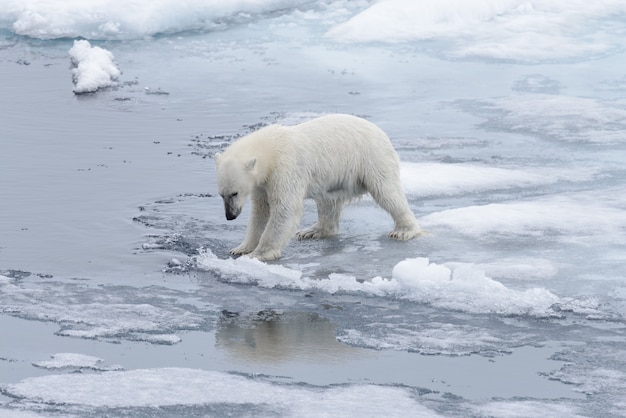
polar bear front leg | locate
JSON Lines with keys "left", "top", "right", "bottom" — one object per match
{"left": 248, "top": 199, "right": 303, "bottom": 261}
{"left": 230, "top": 190, "right": 270, "bottom": 256}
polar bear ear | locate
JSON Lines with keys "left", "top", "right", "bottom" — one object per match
{"left": 214, "top": 152, "right": 222, "bottom": 165}
{"left": 245, "top": 157, "right": 256, "bottom": 171}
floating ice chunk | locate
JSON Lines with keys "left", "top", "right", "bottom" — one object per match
{"left": 69, "top": 39, "right": 120, "bottom": 94}
{"left": 196, "top": 249, "right": 304, "bottom": 287}
{"left": 33, "top": 353, "right": 103, "bottom": 369}
{"left": 3, "top": 368, "right": 439, "bottom": 417}
{"left": 391, "top": 258, "right": 560, "bottom": 316}
{"left": 33, "top": 353, "right": 123, "bottom": 371}
{"left": 195, "top": 249, "right": 395, "bottom": 296}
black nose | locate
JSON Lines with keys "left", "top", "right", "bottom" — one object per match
{"left": 226, "top": 212, "right": 237, "bottom": 221}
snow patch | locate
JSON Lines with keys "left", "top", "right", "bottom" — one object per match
{"left": 400, "top": 162, "right": 599, "bottom": 197}
{"left": 69, "top": 40, "right": 120, "bottom": 94}
{"left": 421, "top": 188, "right": 626, "bottom": 244}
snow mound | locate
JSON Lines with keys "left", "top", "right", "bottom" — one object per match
{"left": 69, "top": 40, "right": 120, "bottom": 94}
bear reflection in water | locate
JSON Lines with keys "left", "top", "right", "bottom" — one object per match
{"left": 216, "top": 310, "right": 356, "bottom": 363}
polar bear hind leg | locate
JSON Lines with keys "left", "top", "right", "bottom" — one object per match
{"left": 367, "top": 175, "right": 421, "bottom": 240}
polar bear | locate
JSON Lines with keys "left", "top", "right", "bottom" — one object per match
{"left": 214, "top": 114, "right": 421, "bottom": 261}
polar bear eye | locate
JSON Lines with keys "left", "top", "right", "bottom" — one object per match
{"left": 230, "top": 192, "right": 238, "bottom": 197}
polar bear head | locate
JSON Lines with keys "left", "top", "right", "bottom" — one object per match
{"left": 215, "top": 152, "right": 256, "bottom": 220}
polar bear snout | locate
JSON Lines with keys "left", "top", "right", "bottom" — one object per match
{"left": 225, "top": 208, "right": 239, "bottom": 221}
{"left": 223, "top": 197, "right": 242, "bottom": 221}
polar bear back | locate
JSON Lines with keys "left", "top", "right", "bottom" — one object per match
{"left": 284, "top": 114, "right": 401, "bottom": 199}
{"left": 219, "top": 114, "right": 401, "bottom": 201}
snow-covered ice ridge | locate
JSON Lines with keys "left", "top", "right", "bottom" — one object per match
{"left": 194, "top": 250, "right": 602, "bottom": 319}
{"left": 2, "top": 0, "right": 626, "bottom": 61}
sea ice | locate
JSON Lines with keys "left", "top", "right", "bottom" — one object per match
{"left": 325, "top": 0, "right": 626, "bottom": 61}
{"left": 0, "top": 276, "right": 212, "bottom": 344}
{"left": 461, "top": 94, "right": 626, "bottom": 144}
{"left": 32, "top": 353, "right": 123, "bottom": 371}
{"left": 195, "top": 250, "right": 601, "bottom": 318}
{"left": 2, "top": 368, "right": 439, "bottom": 417}
{"left": 475, "top": 400, "right": 587, "bottom": 418}
{"left": 420, "top": 188, "right": 626, "bottom": 244}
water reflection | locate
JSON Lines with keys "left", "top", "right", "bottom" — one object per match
{"left": 216, "top": 310, "right": 356, "bottom": 364}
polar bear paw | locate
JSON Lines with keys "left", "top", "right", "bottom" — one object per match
{"left": 248, "top": 249, "right": 281, "bottom": 261}
{"left": 389, "top": 225, "right": 422, "bottom": 241}
{"left": 296, "top": 227, "right": 323, "bottom": 240}
{"left": 230, "top": 244, "right": 254, "bottom": 256}
{"left": 296, "top": 224, "right": 337, "bottom": 240}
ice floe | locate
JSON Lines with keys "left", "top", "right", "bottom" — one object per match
{"left": 0, "top": 276, "right": 213, "bottom": 344}
{"left": 2, "top": 368, "right": 438, "bottom": 417}
{"left": 33, "top": 353, "right": 123, "bottom": 371}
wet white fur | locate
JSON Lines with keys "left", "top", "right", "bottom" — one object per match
{"left": 215, "top": 114, "right": 421, "bottom": 261}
